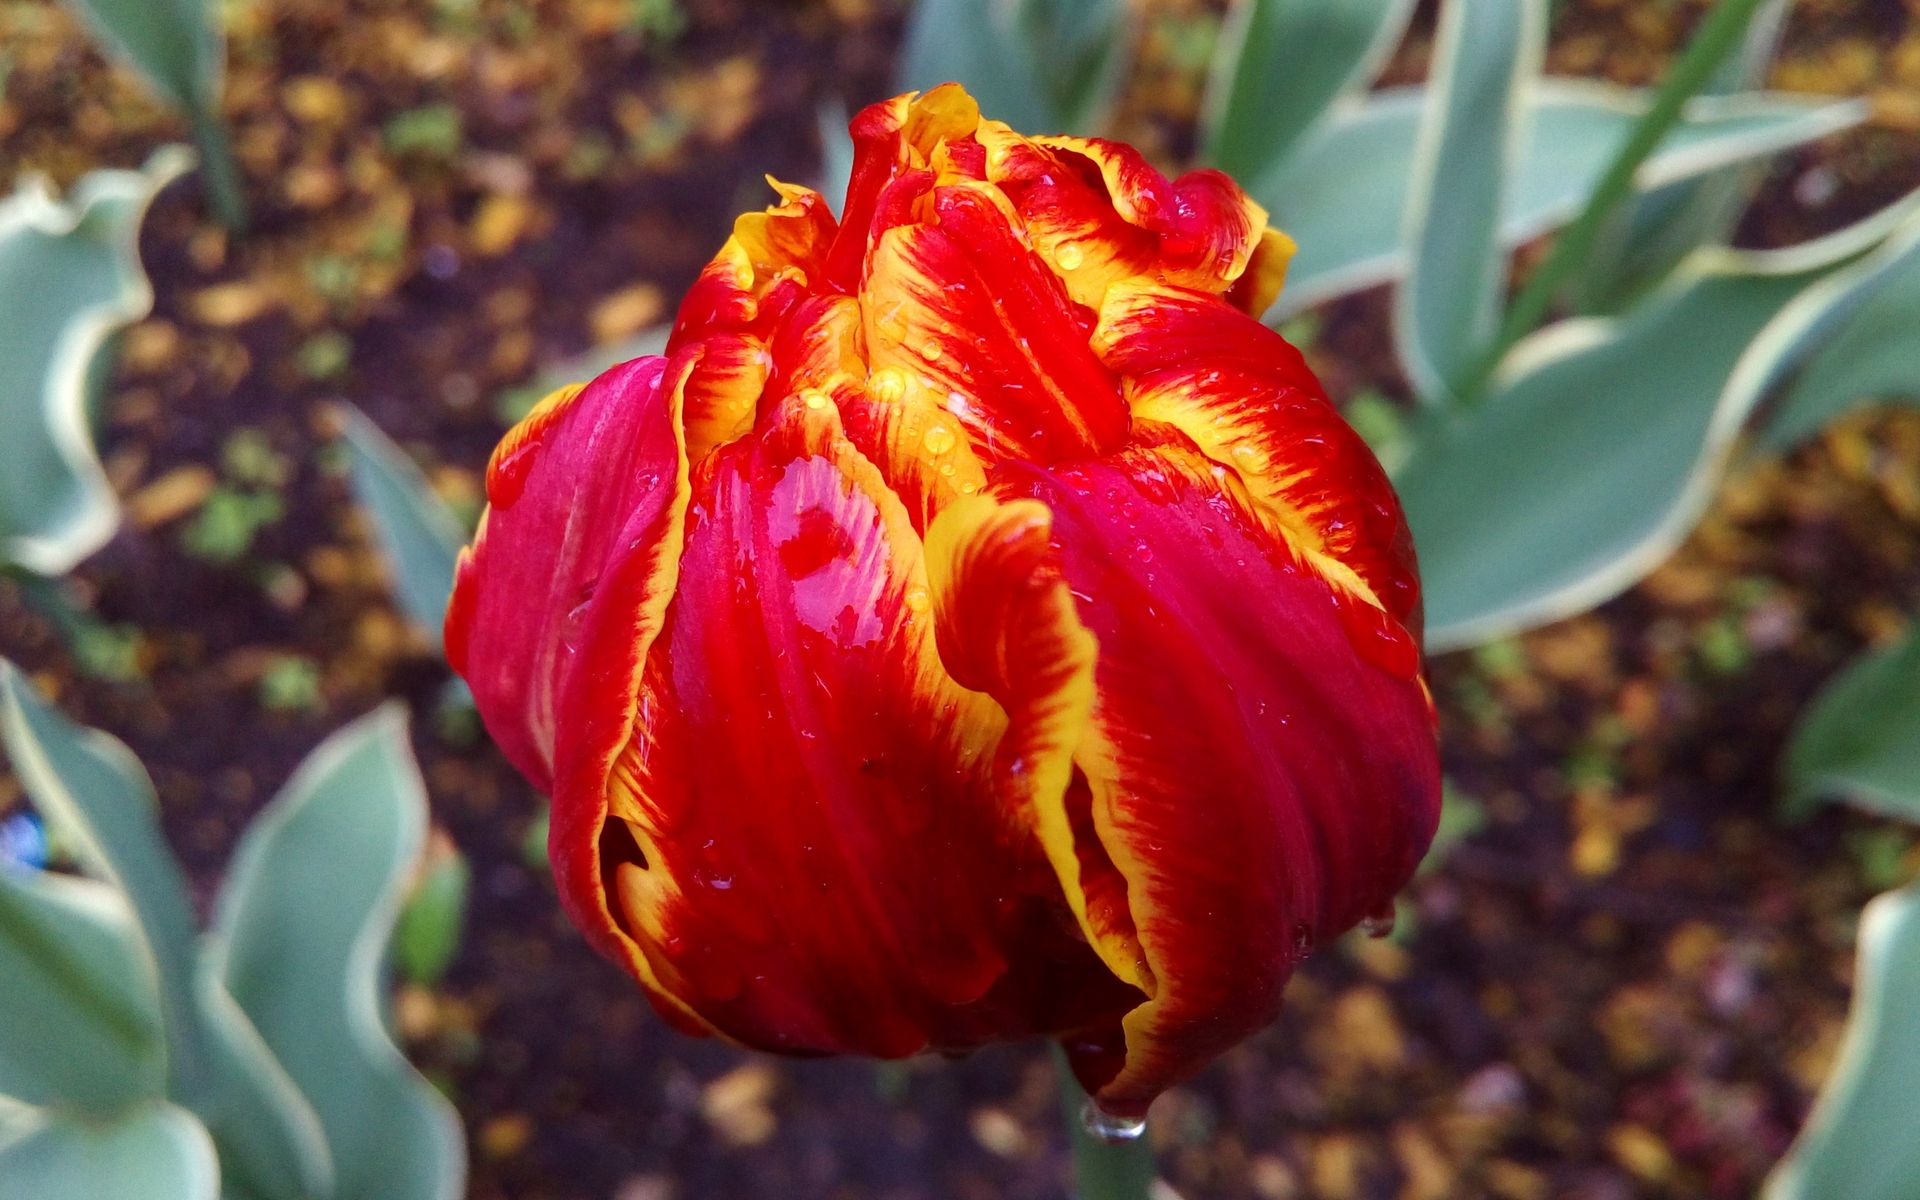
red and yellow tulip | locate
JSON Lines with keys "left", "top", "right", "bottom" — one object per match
{"left": 446, "top": 84, "right": 1440, "bottom": 1119}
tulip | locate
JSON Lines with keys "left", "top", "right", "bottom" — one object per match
{"left": 446, "top": 83, "right": 1440, "bottom": 1122}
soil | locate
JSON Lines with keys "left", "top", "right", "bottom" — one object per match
{"left": 3, "top": 1, "right": 1920, "bottom": 1198}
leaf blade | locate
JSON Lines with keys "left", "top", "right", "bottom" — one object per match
{"left": 211, "top": 706, "right": 466, "bottom": 1200}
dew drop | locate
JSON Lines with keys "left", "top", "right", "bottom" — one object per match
{"left": 868, "top": 368, "right": 909, "bottom": 403}
{"left": 904, "top": 585, "right": 930, "bottom": 613}
{"left": 1055, "top": 242, "right": 1086, "bottom": 271}
{"left": 1360, "top": 904, "right": 1397, "bottom": 939}
{"left": 1291, "top": 922, "right": 1314, "bottom": 956}
{"left": 915, "top": 339, "right": 944, "bottom": 363}
{"left": 922, "top": 424, "right": 957, "bottom": 455}
{"left": 800, "top": 388, "right": 830, "bottom": 411}
{"left": 1079, "top": 1100, "right": 1147, "bottom": 1144}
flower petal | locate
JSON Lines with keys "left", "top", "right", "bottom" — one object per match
{"left": 444, "top": 356, "right": 689, "bottom": 794}
{"left": 592, "top": 393, "right": 1133, "bottom": 1056}
{"left": 1000, "top": 430, "right": 1441, "bottom": 1116}
{"left": 1096, "top": 281, "right": 1424, "bottom": 641}
{"left": 980, "top": 131, "right": 1293, "bottom": 315}
{"left": 862, "top": 181, "right": 1130, "bottom": 466}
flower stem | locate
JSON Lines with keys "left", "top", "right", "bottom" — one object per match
{"left": 188, "top": 108, "right": 248, "bottom": 233}
{"left": 1051, "top": 1045, "right": 1155, "bottom": 1200}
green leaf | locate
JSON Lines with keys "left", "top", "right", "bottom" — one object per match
{"left": 57, "top": 0, "right": 243, "bottom": 227}
{"left": 816, "top": 99, "right": 855, "bottom": 218}
{"left": 340, "top": 409, "right": 468, "bottom": 644}
{"left": 0, "top": 870, "right": 164, "bottom": 1113}
{"left": 1472, "top": 0, "right": 1776, "bottom": 395}
{"left": 391, "top": 844, "right": 470, "bottom": 989}
{"left": 1394, "top": 0, "right": 1545, "bottom": 404}
{"left": 56, "top": 0, "right": 217, "bottom": 116}
{"left": 1577, "top": 0, "right": 1792, "bottom": 312}
{"left": 1764, "top": 881, "right": 1920, "bottom": 1200}
{"left": 0, "top": 661, "right": 332, "bottom": 1200}
{"left": 1781, "top": 625, "right": 1920, "bottom": 823}
{"left": 0, "top": 148, "right": 190, "bottom": 574}
{"left": 211, "top": 705, "right": 467, "bottom": 1200}
{"left": 1260, "top": 82, "right": 1867, "bottom": 319}
{"left": 1762, "top": 204, "right": 1920, "bottom": 450}
{"left": 1397, "top": 193, "right": 1920, "bottom": 651}
{"left": 1199, "top": 0, "right": 1414, "bottom": 182}
{"left": 0, "top": 1102, "right": 219, "bottom": 1200}
{"left": 895, "top": 0, "right": 1128, "bottom": 134}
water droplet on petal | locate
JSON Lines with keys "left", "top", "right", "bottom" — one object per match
{"left": 1291, "top": 922, "right": 1314, "bottom": 956}
{"left": 1055, "top": 242, "right": 1086, "bottom": 271}
{"left": 1080, "top": 1100, "right": 1147, "bottom": 1144}
{"left": 1230, "top": 440, "right": 1266, "bottom": 472}
{"left": 800, "top": 388, "right": 830, "bottom": 411}
{"left": 915, "top": 339, "right": 943, "bottom": 363}
{"left": 922, "top": 424, "right": 956, "bottom": 455}
{"left": 904, "top": 585, "right": 930, "bottom": 613}
{"left": 868, "top": 368, "right": 909, "bottom": 403}
{"left": 1360, "top": 904, "right": 1398, "bottom": 939}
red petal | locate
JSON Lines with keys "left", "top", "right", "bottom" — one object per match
{"left": 1096, "top": 281, "right": 1423, "bottom": 640}
{"left": 999, "top": 431, "right": 1441, "bottom": 1115}
{"left": 588, "top": 393, "right": 1133, "bottom": 1055}
{"left": 445, "top": 356, "right": 689, "bottom": 794}
{"left": 861, "top": 182, "right": 1130, "bottom": 466}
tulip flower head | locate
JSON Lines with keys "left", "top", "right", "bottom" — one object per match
{"left": 446, "top": 84, "right": 1441, "bottom": 1123}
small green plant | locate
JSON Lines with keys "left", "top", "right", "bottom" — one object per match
{"left": 0, "top": 150, "right": 189, "bottom": 576}
{"left": 55, "top": 0, "right": 245, "bottom": 228}
{"left": 0, "top": 661, "right": 466, "bottom": 1200}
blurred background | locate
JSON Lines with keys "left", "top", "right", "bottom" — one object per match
{"left": 2, "top": 1, "right": 1918, "bottom": 1198}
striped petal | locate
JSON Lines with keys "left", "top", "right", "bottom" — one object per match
{"left": 444, "top": 356, "right": 691, "bottom": 794}
{"left": 590, "top": 392, "right": 1135, "bottom": 1055}
{"left": 1096, "top": 281, "right": 1423, "bottom": 641}
{"left": 999, "top": 429, "right": 1441, "bottom": 1116}
{"left": 861, "top": 182, "right": 1130, "bottom": 467}
{"left": 980, "top": 130, "right": 1294, "bottom": 316}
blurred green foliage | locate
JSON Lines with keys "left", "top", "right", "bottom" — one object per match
{"left": 0, "top": 662, "right": 467, "bottom": 1200}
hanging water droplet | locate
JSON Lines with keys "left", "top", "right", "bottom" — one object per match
{"left": 1080, "top": 1100, "right": 1147, "bottom": 1144}
{"left": 1360, "top": 903, "right": 1398, "bottom": 939}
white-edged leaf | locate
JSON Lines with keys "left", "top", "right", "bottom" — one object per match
{"left": 1199, "top": 0, "right": 1414, "bottom": 181}
{"left": 0, "top": 148, "right": 190, "bottom": 574}
{"left": 896, "top": 0, "right": 1127, "bottom": 134}
{"left": 0, "top": 661, "right": 332, "bottom": 1200}
{"left": 0, "top": 870, "right": 164, "bottom": 1113}
{"left": 1395, "top": 0, "right": 1545, "bottom": 404}
{"left": 211, "top": 705, "right": 466, "bottom": 1200}
{"left": 1781, "top": 624, "right": 1920, "bottom": 823}
{"left": 816, "top": 99, "right": 855, "bottom": 218}
{"left": 1762, "top": 195, "right": 1920, "bottom": 449}
{"left": 0, "top": 1102, "right": 218, "bottom": 1200}
{"left": 1398, "top": 192, "right": 1920, "bottom": 651}
{"left": 1579, "top": 0, "right": 1792, "bottom": 311}
{"left": 341, "top": 408, "right": 467, "bottom": 643}
{"left": 1764, "top": 881, "right": 1920, "bottom": 1200}
{"left": 1262, "top": 81, "right": 1868, "bottom": 319}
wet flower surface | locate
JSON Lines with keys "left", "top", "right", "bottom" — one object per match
{"left": 447, "top": 84, "right": 1441, "bottom": 1120}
